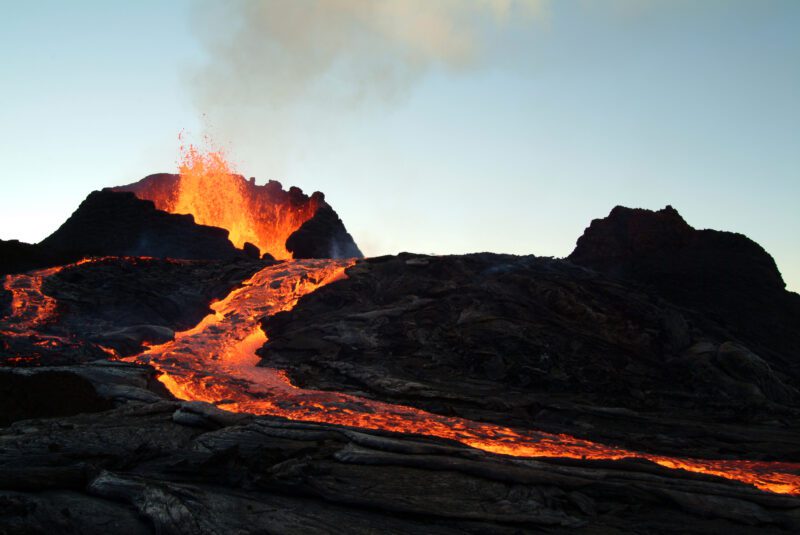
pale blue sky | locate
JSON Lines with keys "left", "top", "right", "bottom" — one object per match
{"left": 1, "top": 1, "right": 798, "bottom": 291}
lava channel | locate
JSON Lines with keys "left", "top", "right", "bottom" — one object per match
{"left": 126, "top": 259, "right": 800, "bottom": 496}
{"left": 0, "top": 257, "right": 116, "bottom": 360}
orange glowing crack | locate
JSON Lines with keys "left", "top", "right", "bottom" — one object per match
{"left": 120, "top": 259, "right": 800, "bottom": 496}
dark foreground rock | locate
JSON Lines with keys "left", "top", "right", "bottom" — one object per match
{"left": 0, "top": 239, "right": 58, "bottom": 277}
{"left": 568, "top": 205, "right": 800, "bottom": 374}
{"left": 0, "top": 366, "right": 798, "bottom": 533}
{"left": 0, "top": 361, "right": 165, "bottom": 426}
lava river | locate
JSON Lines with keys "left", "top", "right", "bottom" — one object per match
{"left": 3, "top": 258, "right": 799, "bottom": 495}
{"left": 121, "top": 259, "right": 800, "bottom": 496}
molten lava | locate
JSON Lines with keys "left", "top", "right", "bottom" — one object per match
{"left": 0, "top": 257, "right": 185, "bottom": 363}
{"left": 120, "top": 144, "right": 321, "bottom": 260}
{"left": 3, "top": 256, "right": 800, "bottom": 496}
{"left": 2, "top": 265, "right": 63, "bottom": 331}
{"left": 1, "top": 262, "right": 80, "bottom": 360}
{"left": 127, "top": 259, "right": 800, "bottom": 497}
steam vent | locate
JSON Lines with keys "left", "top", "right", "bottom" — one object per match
{"left": 2, "top": 197, "right": 800, "bottom": 533}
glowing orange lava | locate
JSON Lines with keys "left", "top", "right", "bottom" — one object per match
{"left": 128, "top": 259, "right": 800, "bottom": 496}
{"left": 3, "top": 265, "right": 64, "bottom": 329}
{"left": 0, "top": 257, "right": 184, "bottom": 360}
{"left": 122, "top": 142, "right": 321, "bottom": 260}
{"left": 1, "top": 264, "right": 72, "bottom": 357}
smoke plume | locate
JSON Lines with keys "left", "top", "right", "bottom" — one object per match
{"left": 188, "top": 1, "right": 546, "bottom": 133}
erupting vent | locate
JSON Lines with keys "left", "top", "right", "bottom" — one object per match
{"left": 116, "top": 144, "right": 322, "bottom": 259}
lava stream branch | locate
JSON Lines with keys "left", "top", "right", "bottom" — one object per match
{"left": 2, "top": 266, "right": 64, "bottom": 332}
{"left": 126, "top": 260, "right": 800, "bottom": 496}
{"left": 0, "top": 257, "right": 120, "bottom": 353}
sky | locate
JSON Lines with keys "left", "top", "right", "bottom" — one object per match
{"left": 1, "top": 0, "right": 798, "bottom": 291}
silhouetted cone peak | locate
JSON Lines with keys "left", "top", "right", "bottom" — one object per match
{"left": 40, "top": 189, "right": 254, "bottom": 261}
{"left": 569, "top": 204, "right": 785, "bottom": 291}
{"left": 569, "top": 205, "right": 799, "bottom": 368}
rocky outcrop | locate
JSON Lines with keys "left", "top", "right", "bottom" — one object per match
{"left": 286, "top": 203, "right": 363, "bottom": 259}
{"left": 568, "top": 205, "right": 785, "bottom": 293}
{"left": 112, "top": 172, "right": 181, "bottom": 208}
{"left": 0, "top": 370, "right": 113, "bottom": 426}
{"left": 568, "top": 206, "right": 800, "bottom": 373}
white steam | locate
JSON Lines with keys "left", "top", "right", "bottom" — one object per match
{"left": 188, "top": 0, "right": 546, "bottom": 123}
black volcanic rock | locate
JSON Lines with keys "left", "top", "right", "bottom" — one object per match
{"left": 113, "top": 172, "right": 180, "bottom": 207}
{"left": 39, "top": 189, "right": 256, "bottom": 261}
{"left": 568, "top": 205, "right": 785, "bottom": 291}
{"left": 4, "top": 202, "right": 800, "bottom": 531}
{"left": 286, "top": 203, "right": 363, "bottom": 259}
{"left": 1, "top": 189, "right": 267, "bottom": 277}
{"left": 1, "top": 397, "right": 798, "bottom": 533}
{"left": 0, "top": 240, "right": 59, "bottom": 278}
{"left": 568, "top": 206, "right": 800, "bottom": 374}
{"left": 259, "top": 253, "right": 800, "bottom": 460}
{"left": 0, "top": 239, "right": 58, "bottom": 276}
{"left": 0, "top": 370, "right": 114, "bottom": 426}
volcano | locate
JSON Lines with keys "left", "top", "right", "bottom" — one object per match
{"left": 112, "top": 144, "right": 361, "bottom": 261}
{"left": 1, "top": 168, "right": 800, "bottom": 533}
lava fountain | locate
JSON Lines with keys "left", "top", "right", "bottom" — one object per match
{"left": 115, "top": 144, "right": 321, "bottom": 260}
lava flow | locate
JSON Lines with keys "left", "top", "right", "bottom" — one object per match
{"left": 128, "top": 260, "right": 800, "bottom": 496}
{"left": 0, "top": 257, "right": 183, "bottom": 363}
{"left": 120, "top": 144, "right": 320, "bottom": 260}
{"left": 0, "top": 258, "right": 105, "bottom": 359}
